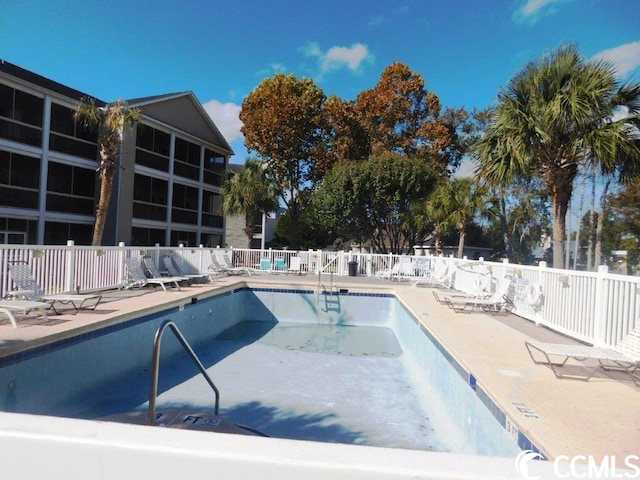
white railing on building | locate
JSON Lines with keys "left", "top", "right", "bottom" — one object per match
{"left": 0, "top": 242, "right": 637, "bottom": 350}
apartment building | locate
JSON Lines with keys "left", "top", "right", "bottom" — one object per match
{"left": 0, "top": 60, "right": 232, "bottom": 246}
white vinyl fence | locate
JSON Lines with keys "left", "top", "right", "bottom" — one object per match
{"left": 0, "top": 242, "right": 638, "bottom": 349}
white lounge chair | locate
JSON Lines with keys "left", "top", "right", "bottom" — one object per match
{"left": 210, "top": 250, "right": 253, "bottom": 276}
{"left": 375, "top": 257, "right": 414, "bottom": 281}
{"left": 143, "top": 255, "right": 189, "bottom": 284}
{"left": 444, "top": 277, "right": 513, "bottom": 313}
{"left": 8, "top": 263, "right": 102, "bottom": 314}
{"left": 411, "top": 260, "right": 455, "bottom": 288}
{"left": 162, "top": 255, "right": 214, "bottom": 283}
{"left": 525, "top": 327, "right": 640, "bottom": 386}
{"left": 432, "top": 273, "right": 493, "bottom": 304}
{"left": 0, "top": 300, "right": 50, "bottom": 328}
{"left": 124, "top": 258, "right": 182, "bottom": 292}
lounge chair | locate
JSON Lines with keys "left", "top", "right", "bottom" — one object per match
{"left": 411, "top": 260, "right": 454, "bottom": 288}
{"left": 142, "top": 255, "right": 189, "bottom": 284}
{"left": 375, "top": 257, "right": 414, "bottom": 281}
{"left": 210, "top": 250, "right": 253, "bottom": 276}
{"left": 525, "top": 327, "right": 640, "bottom": 386}
{"left": 443, "top": 277, "right": 513, "bottom": 313}
{"left": 162, "top": 255, "right": 214, "bottom": 283}
{"left": 432, "top": 273, "right": 493, "bottom": 304}
{"left": 7, "top": 263, "right": 102, "bottom": 314}
{"left": 0, "top": 300, "right": 50, "bottom": 328}
{"left": 124, "top": 258, "right": 182, "bottom": 292}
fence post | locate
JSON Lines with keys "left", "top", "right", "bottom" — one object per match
{"left": 593, "top": 265, "right": 609, "bottom": 347}
{"left": 117, "top": 242, "right": 126, "bottom": 286}
{"left": 65, "top": 240, "right": 76, "bottom": 292}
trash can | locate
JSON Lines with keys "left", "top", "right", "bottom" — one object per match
{"left": 348, "top": 261, "right": 358, "bottom": 277}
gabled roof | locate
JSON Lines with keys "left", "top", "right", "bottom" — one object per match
{"left": 127, "top": 92, "right": 234, "bottom": 155}
{"left": 0, "top": 59, "right": 105, "bottom": 104}
{"left": 0, "top": 60, "right": 233, "bottom": 155}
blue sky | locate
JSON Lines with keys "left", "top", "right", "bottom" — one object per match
{"left": 2, "top": 0, "right": 639, "bottom": 166}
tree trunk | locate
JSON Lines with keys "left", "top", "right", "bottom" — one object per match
{"left": 92, "top": 167, "right": 114, "bottom": 246}
{"left": 457, "top": 228, "right": 466, "bottom": 259}
{"left": 551, "top": 191, "right": 569, "bottom": 269}
{"left": 499, "top": 197, "right": 513, "bottom": 262}
{"left": 594, "top": 178, "right": 611, "bottom": 269}
{"left": 586, "top": 171, "right": 596, "bottom": 270}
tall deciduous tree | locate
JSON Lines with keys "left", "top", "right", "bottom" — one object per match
{"left": 473, "top": 45, "right": 640, "bottom": 268}
{"left": 240, "top": 74, "right": 325, "bottom": 248}
{"left": 74, "top": 98, "right": 141, "bottom": 246}
{"left": 221, "top": 158, "right": 279, "bottom": 248}
{"left": 354, "top": 62, "right": 453, "bottom": 171}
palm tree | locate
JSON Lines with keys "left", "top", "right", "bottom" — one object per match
{"left": 74, "top": 98, "right": 141, "bottom": 246}
{"left": 426, "top": 178, "right": 493, "bottom": 258}
{"left": 473, "top": 44, "right": 640, "bottom": 268}
{"left": 221, "top": 158, "right": 280, "bottom": 247}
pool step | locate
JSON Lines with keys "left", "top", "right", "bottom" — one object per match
{"left": 103, "top": 408, "right": 263, "bottom": 436}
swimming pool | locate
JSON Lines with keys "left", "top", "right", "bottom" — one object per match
{"left": 0, "top": 287, "right": 522, "bottom": 456}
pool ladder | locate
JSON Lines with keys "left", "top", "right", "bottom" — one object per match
{"left": 316, "top": 256, "right": 340, "bottom": 307}
{"left": 147, "top": 319, "right": 220, "bottom": 425}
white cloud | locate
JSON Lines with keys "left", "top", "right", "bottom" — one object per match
{"left": 513, "top": 0, "right": 568, "bottom": 24}
{"left": 301, "top": 42, "right": 373, "bottom": 75}
{"left": 202, "top": 99, "right": 243, "bottom": 144}
{"left": 367, "top": 14, "right": 385, "bottom": 27}
{"left": 591, "top": 41, "right": 640, "bottom": 78}
{"left": 322, "top": 44, "right": 370, "bottom": 73}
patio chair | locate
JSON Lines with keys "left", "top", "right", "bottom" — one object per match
{"left": 273, "top": 257, "right": 287, "bottom": 272}
{"left": 375, "top": 257, "right": 414, "bottom": 281}
{"left": 287, "top": 256, "right": 303, "bottom": 275}
{"left": 124, "top": 257, "right": 182, "bottom": 292}
{"left": 259, "top": 258, "right": 272, "bottom": 272}
{"left": 525, "top": 327, "right": 640, "bottom": 386}
{"left": 162, "top": 255, "right": 214, "bottom": 283}
{"left": 0, "top": 299, "right": 50, "bottom": 328}
{"left": 7, "top": 262, "right": 102, "bottom": 314}
{"left": 432, "top": 273, "right": 493, "bottom": 304}
{"left": 411, "top": 260, "right": 455, "bottom": 288}
{"left": 142, "top": 255, "right": 189, "bottom": 284}
{"left": 443, "top": 276, "right": 513, "bottom": 313}
{"left": 210, "top": 250, "right": 253, "bottom": 276}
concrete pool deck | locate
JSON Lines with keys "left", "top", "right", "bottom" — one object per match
{"left": 0, "top": 273, "right": 637, "bottom": 462}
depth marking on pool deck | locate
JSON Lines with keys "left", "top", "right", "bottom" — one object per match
{"left": 512, "top": 402, "right": 539, "bottom": 419}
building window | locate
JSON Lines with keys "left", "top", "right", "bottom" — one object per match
{"left": 0, "top": 217, "right": 37, "bottom": 244}
{"left": 200, "top": 233, "right": 222, "bottom": 248}
{"left": 135, "top": 124, "right": 170, "bottom": 172}
{"left": 170, "top": 229, "right": 197, "bottom": 246}
{"left": 172, "top": 183, "right": 198, "bottom": 224}
{"left": 44, "top": 221, "right": 93, "bottom": 245}
{"left": 0, "top": 149, "right": 40, "bottom": 209}
{"left": 174, "top": 137, "right": 201, "bottom": 181}
{"left": 203, "top": 149, "right": 225, "bottom": 187}
{"left": 49, "top": 103, "right": 98, "bottom": 160}
{"left": 131, "top": 226, "right": 165, "bottom": 246}
{"left": 133, "top": 174, "right": 168, "bottom": 221}
{"left": 46, "top": 161, "right": 96, "bottom": 215}
{"left": 201, "top": 190, "right": 223, "bottom": 228}
{"left": 0, "top": 84, "right": 43, "bottom": 146}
